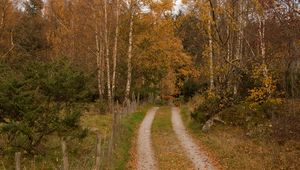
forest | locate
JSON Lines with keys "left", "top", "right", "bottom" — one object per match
{"left": 0, "top": 0, "right": 299, "bottom": 169}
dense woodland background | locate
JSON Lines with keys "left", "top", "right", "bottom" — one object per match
{"left": 0, "top": 0, "right": 299, "bottom": 169}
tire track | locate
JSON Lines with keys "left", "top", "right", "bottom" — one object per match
{"left": 152, "top": 107, "right": 194, "bottom": 170}
{"left": 137, "top": 107, "right": 159, "bottom": 170}
{"left": 171, "top": 107, "right": 216, "bottom": 170}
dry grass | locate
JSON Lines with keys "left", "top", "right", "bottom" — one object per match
{"left": 181, "top": 106, "right": 300, "bottom": 170}
{"left": 125, "top": 134, "right": 138, "bottom": 170}
{"left": 81, "top": 111, "right": 112, "bottom": 135}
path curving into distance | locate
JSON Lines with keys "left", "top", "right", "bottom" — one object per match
{"left": 171, "top": 107, "right": 216, "bottom": 170}
{"left": 137, "top": 107, "right": 159, "bottom": 170}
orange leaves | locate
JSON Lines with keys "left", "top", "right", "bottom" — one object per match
{"left": 133, "top": 13, "right": 194, "bottom": 96}
{"left": 247, "top": 64, "right": 281, "bottom": 108}
{"left": 150, "top": 0, "right": 173, "bottom": 14}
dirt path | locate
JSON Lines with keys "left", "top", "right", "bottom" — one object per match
{"left": 152, "top": 107, "right": 194, "bottom": 170}
{"left": 137, "top": 107, "right": 159, "bottom": 170}
{"left": 171, "top": 107, "right": 216, "bottom": 170}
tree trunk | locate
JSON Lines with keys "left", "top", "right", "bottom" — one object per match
{"left": 0, "top": 0, "right": 9, "bottom": 38}
{"left": 207, "top": 0, "right": 216, "bottom": 94}
{"left": 112, "top": 0, "right": 120, "bottom": 99}
{"left": 61, "top": 138, "right": 69, "bottom": 170}
{"left": 0, "top": 5, "right": 5, "bottom": 30}
{"left": 0, "top": 0, "right": 8, "bottom": 28}
{"left": 227, "top": 24, "right": 232, "bottom": 91}
{"left": 234, "top": 0, "right": 243, "bottom": 95}
{"left": 101, "top": 44, "right": 105, "bottom": 96}
{"left": 258, "top": 14, "right": 268, "bottom": 77}
{"left": 208, "top": 19, "right": 214, "bottom": 92}
{"left": 104, "top": 0, "right": 112, "bottom": 109}
{"left": 15, "top": 152, "right": 21, "bottom": 170}
{"left": 94, "top": 9, "right": 103, "bottom": 100}
{"left": 125, "top": 8, "right": 134, "bottom": 104}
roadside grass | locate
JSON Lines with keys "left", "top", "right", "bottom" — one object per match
{"left": 112, "top": 104, "right": 152, "bottom": 170}
{"left": 181, "top": 106, "right": 300, "bottom": 170}
{"left": 152, "top": 107, "right": 194, "bottom": 170}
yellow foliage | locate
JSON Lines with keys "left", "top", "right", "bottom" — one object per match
{"left": 247, "top": 64, "right": 279, "bottom": 106}
{"left": 133, "top": 13, "right": 194, "bottom": 97}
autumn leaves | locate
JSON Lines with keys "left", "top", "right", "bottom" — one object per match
{"left": 137, "top": 107, "right": 215, "bottom": 170}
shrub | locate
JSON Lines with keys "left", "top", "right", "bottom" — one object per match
{"left": 191, "top": 94, "right": 222, "bottom": 124}
{"left": 247, "top": 64, "right": 278, "bottom": 105}
{"left": 191, "top": 90, "right": 239, "bottom": 124}
{"left": 0, "top": 59, "right": 87, "bottom": 154}
{"left": 219, "top": 101, "right": 282, "bottom": 139}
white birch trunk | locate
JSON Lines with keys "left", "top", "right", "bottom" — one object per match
{"left": 208, "top": 19, "right": 214, "bottom": 92}
{"left": 94, "top": 9, "right": 103, "bottom": 100}
{"left": 258, "top": 14, "right": 268, "bottom": 77}
{"left": 104, "top": 0, "right": 112, "bottom": 107}
{"left": 101, "top": 44, "right": 105, "bottom": 96}
{"left": 234, "top": 1, "right": 243, "bottom": 95}
{"left": 112, "top": 0, "right": 120, "bottom": 99}
{"left": 125, "top": 8, "right": 134, "bottom": 104}
{"left": 227, "top": 25, "right": 231, "bottom": 90}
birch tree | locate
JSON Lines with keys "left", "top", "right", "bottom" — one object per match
{"left": 258, "top": 12, "right": 267, "bottom": 77}
{"left": 206, "top": 0, "right": 215, "bottom": 92}
{"left": 233, "top": 0, "right": 244, "bottom": 95}
{"left": 112, "top": 0, "right": 120, "bottom": 99}
{"left": 125, "top": 0, "right": 134, "bottom": 104}
{"left": 104, "top": 0, "right": 112, "bottom": 108}
{"left": 208, "top": 17, "right": 214, "bottom": 92}
{"left": 93, "top": 2, "right": 104, "bottom": 100}
{"left": 254, "top": 0, "right": 268, "bottom": 78}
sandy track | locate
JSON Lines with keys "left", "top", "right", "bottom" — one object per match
{"left": 151, "top": 107, "right": 195, "bottom": 170}
{"left": 137, "top": 107, "right": 159, "bottom": 170}
{"left": 171, "top": 107, "right": 216, "bottom": 170}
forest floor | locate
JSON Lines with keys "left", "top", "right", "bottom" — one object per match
{"left": 133, "top": 106, "right": 217, "bottom": 170}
